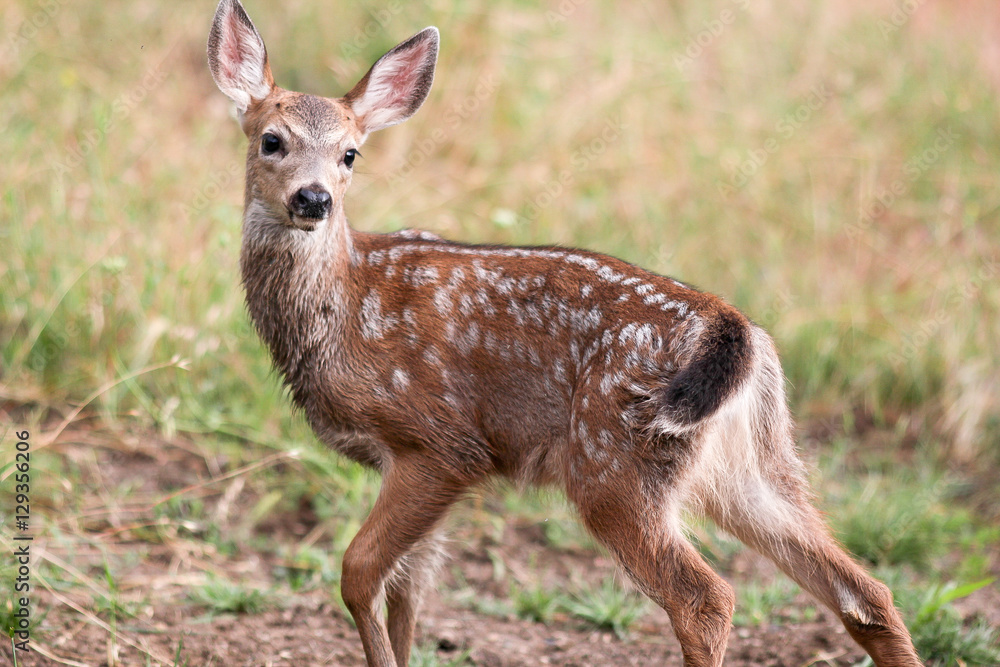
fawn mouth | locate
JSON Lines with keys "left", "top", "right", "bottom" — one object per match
{"left": 287, "top": 210, "right": 325, "bottom": 232}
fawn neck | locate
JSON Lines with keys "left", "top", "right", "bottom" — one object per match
{"left": 239, "top": 195, "right": 355, "bottom": 389}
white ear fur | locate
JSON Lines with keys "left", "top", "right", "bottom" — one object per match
{"left": 345, "top": 27, "right": 439, "bottom": 136}
{"left": 207, "top": 0, "right": 273, "bottom": 113}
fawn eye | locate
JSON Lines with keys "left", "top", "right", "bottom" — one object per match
{"left": 343, "top": 149, "right": 358, "bottom": 168}
{"left": 261, "top": 133, "right": 282, "bottom": 155}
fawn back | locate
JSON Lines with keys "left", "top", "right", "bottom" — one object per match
{"left": 207, "top": 2, "right": 922, "bottom": 666}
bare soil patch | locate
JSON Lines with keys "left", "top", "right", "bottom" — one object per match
{"left": 8, "top": 433, "right": 980, "bottom": 666}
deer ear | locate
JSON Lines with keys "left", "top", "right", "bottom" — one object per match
{"left": 207, "top": 0, "right": 274, "bottom": 113}
{"left": 344, "top": 27, "right": 439, "bottom": 137}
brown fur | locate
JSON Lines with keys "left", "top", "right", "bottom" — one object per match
{"left": 207, "top": 2, "right": 923, "bottom": 665}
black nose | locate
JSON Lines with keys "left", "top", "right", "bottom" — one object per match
{"left": 290, "top": 186, "right": 332, "bottom": 220}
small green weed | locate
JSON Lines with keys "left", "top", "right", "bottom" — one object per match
{"left": 856, "top": 577, "right": 1000, "bottom": 667}
{"left": 2, "top": 597, "right": 26, "bottom": 641}
{"left": 187, "top": 578, "right": 273, "bottom": 615}
{"left": 409, "top": 642, "right": 472, "bottom": 667}
{"left": 93, "top": 560, "right": 140, "bottom": 620}
{"left": 913, "top": 613, "right": 1000, "bottom": 666}
{"left": 733, "top": 579, "right": 804, "bottom": 627}
{"left": 172, "top": 638, "right": 190, "bottom": 667}
{"left": 273, "top": 545, "right": 339, "bottom": 591}
{"left": 910, "top": 579, "right": 1000, "bottom": 666}
{"left": 832, "top": 473, "right": 976, "bottom": 570}
{"left": 470, "top": 596, "right": 514, "bottom": 619}
{"left": 510, "top": 581, "right": 563, "bottom": 624}
{"left": 563, "top": 577, "right": 647, "bottom": 638}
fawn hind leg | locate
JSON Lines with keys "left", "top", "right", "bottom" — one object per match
{"left": 702, "top": 471, "right": 922, "bottom": 667}
{"left": 566, "top": 443, "right": 735, "bottom": 667}
{"left": 690, "top": 334, "right": 922, "bottom": 666}
{"left": 385, "top": 531, "right": 447, "bottom": 667}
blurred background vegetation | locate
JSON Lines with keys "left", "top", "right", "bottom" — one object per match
{"left": 1, "top": 0, "right": 998, "bottom": 664}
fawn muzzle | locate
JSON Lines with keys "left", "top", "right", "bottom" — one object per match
{"left": 289, "top": 185, "right": 333, "bottom": 223}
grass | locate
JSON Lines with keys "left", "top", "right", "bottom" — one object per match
{"left": 563, "top": 577, "right": 648, "bottom": 639}
{"left": 272, "top": 545, "right": 340, "bottom": 592}
{"left": 187, "top": 577, "right": 274, "bottom": 616}
{"left": 1, "top": 0, "right": 999, "bottom": 662}
{"left": 858, "top": 577, "right": 1000, "bottom": 667}
{"left": 409, "top": 642, "right": 473, "bottom": 667}
{"left": 828, "top": 466, "right": 995, "bottom": 571}
{"left": 917, "top": 614, "right": 1000, "bottom": 667}
{"left": 3, "top": 1, "right": 998, "bottom": 462}
{"left": 510, "top": 580, "right": 563, "bottom": 624}
{"left": 911, "top": 613, "right": 1000, "bottom": 667}
{"left": 172, "top": 638, "right": 191, "bottom": 667}
{"left": 688, "top": 519, "right": 746, "bottom": 570}
{"left": 732, "top": 580, "right": 807, "bottom": 628}
{"left": 458, "top": 573, "right": 649, "bottom": 639}
{"left": 2, "top": 596, "right": 29, "bottom": 642}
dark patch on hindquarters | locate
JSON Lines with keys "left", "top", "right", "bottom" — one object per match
{"left": 657, "top": 308, "right": 753, "bottom": 427}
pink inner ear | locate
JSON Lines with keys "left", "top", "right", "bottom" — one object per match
{"left": 382, "top": 42, "right": 429, "bottom": 109}
{"left": 221, "top": 9, "right": 248, "bottom": 80}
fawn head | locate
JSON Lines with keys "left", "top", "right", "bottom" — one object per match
{"left": 207, "top": 0, "right": 438, "bottom": 232}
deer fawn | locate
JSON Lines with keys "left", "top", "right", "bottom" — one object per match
{"left": 207, "top": 1, "right": 922, "bottom": 665}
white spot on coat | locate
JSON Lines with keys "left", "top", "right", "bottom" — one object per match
{"left": 405, "top": 265, "right": 439, "bottom": 287}
{"left": 392, "top": 368, "right": 410, "bottom": 390}
{"left": 566, "top": 254, "right": 599, "bottom": 270}
{"left": 360, "top": 291, "right": 398, "bottom": 339}
{"left": 597, "top": 265, "right": 624, "bottom": 282}
{"left": 434, "top": 288, "right": 453, "bottom": 315}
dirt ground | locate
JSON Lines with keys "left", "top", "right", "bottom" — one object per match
{"left": 7, "top": 434, "right": 997, "bottom": 667}
{"left": 17, "top": 601, "right": 872, "bottom": 667}
{"left": 15, "top": 556, "right": 872, "bottom": 667}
